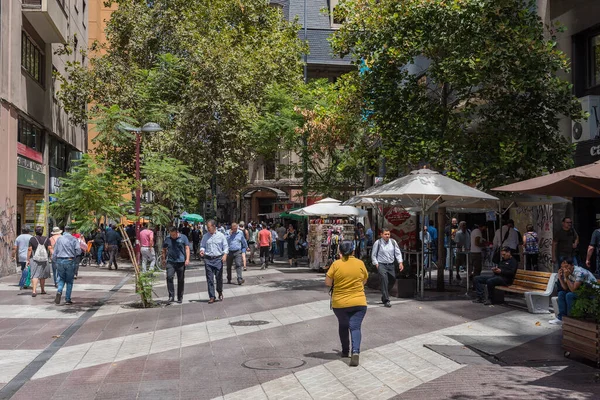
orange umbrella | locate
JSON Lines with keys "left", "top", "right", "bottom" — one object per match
{"left": 492, "top": 161, "right": 600, "bottom": 197}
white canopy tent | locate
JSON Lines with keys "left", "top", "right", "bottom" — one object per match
{"left": 290, "top": 198, "right": 367, "bottom": 217}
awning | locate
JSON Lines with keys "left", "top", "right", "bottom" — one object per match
{"left": 243, "top": 186, "right": 289, "bottom": 200}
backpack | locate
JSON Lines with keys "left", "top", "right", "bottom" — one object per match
{"left": 32, "top": 237, "right": 48, "bottom": 262}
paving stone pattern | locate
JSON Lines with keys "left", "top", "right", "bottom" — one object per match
{"left": 0, "top": 258, "right": 597, "bottom": 399}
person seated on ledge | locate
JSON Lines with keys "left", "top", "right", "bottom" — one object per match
{"left": 473, "top": 246, "right": 517, "bottom": 305}
{"left": 549, "top": 257, "right": 597, "bottom": 325}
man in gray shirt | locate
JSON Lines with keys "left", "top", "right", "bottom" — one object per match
{"left": 52, "top": 226, "right": 81, "bottom": 305}
{"left": 200, "top": 220, "right": 229, "bottom": 304}
{"left": 276, "top": 224, "right": 286, "bottom": 258}
{"left": 371, "top": 229, "right": 404, "bottom": 308}
{"left": 453, "top": 221, "right": 470, "bottom": 282}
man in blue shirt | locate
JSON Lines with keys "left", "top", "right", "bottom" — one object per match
{"left": 226, "top": 222, "right": 248, "bottom": 285}
{"left": 427, "top": 220, "right": 438, "bottom": 262}
{"left": 52, "top": 226, "right": 81, "bottom": 305}
{"left": 162, "top": 226, "right": 190, "bottom": 303}
{"left": 105, "top": 225, "right": 122, "bottom": 270}
{"left": 200, "top": 219, "right": 229, "bottom": 304}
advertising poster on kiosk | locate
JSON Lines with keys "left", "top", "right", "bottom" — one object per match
{"left": 382, "top": 206, "right": 417, "bottom": 250}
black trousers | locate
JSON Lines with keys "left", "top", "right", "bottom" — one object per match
{"left": 260, "top": 246, "right": 270, "bottom": 266}
{"left": 166, "top": 262, "right": 185, "bottom": 300}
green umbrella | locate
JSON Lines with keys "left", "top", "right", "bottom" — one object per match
{"left": 183, "top": 213, "right": 204, "bottom": 223}
{"left": 279, "top": 209, "right": 306, "bottom": 221}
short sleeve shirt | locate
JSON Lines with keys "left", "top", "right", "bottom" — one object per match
{"left": 326, "top": 256, "right": 368, "bottom": 308}
{"left": 139, "top": 229, "right": 154, "bottom": 247}
{"left": 258, "top": 229, "right": 271, "bottom": 247}
{"left": 470, "top": 229, "right": 482, "bottom": 253}
{"left": 163, "top": 234, "right": 190, "bottom": 263}
{"left": 568, "top": 266, "right": 597, "bottom": 285}
{"left": 14, "top": 234, "right": 33, "bottom": 262}
{"left": 554, "top": 228, "right": 577, "bottom": 257}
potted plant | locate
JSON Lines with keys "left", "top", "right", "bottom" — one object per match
{"left": 562, "top": 283, "right": 600, "bottom": 367}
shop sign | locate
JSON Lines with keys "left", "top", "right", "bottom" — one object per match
{"left": 24, "top": 194, "right": 46, "bottom": 231}
{"left": 17, "top": 166, "right": 45, "bottom": 189}
{"left": 574, "top": 138, "right": 600, "bottom": 166}
{"left": 17, "top": 143, "right": 43, "bottom": 164}
{"left": 17, "top": 156, "right": 43, "bottom": 172}
{"left": 49, "top": 167, "right": 66, "bottom": 194}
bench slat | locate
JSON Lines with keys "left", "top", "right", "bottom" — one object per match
{"left": 515, "top": 270, "right": 553, "bottom": 278}
{"left": 513, "top": 274, "right": 552, "bottom": 284}
{"left": 510, "top": 280, "right": 549, "bottom": 291}
{"left": 496, "top": 285, "right": 545, "bottom": 293}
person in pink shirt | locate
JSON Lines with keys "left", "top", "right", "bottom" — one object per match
{"left": 139, "top": 223, "right": 155, "bottom": 272}
{"left": 257, "top": 224, "right": 272, "bottom": 270}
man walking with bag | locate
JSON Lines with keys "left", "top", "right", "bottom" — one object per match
{"left": 371, "top": 229, "right": 404, "bottom": 308}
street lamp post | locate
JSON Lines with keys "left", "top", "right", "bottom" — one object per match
{"left": 120, "top": 122, "right": 163, "bottom": 262}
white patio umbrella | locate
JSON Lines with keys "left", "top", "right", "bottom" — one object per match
{"left": 357, "top": 168, "right": 499, "bottom": 297}
{"left": 290, "top": 198, "right": 367, "bottom": 217}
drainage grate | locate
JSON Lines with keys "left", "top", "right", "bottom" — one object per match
{"left": 229, "top": 320, "right": 270, "bottom": 327}
{"left": 243, "top": 357, "right": 306, "bottom": 370}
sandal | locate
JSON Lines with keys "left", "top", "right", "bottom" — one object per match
{"left": 40, "top": 291, "right": 47, "bottom": 295}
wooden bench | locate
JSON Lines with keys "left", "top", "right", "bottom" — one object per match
{"left": 493, "top": 270, "right": 557, "bottom": 314}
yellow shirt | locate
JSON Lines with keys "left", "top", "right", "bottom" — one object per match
{"left": 326, "top": 256, "right": 368, "bottom": 308}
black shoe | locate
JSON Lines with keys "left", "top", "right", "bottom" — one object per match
{"left": 115, "top": 266, "right": 118, "bottom": 270}
{"left": 483, "top": 299, "right": 493, "bottom": 306}
{"left": 65, "top": 300, "right": 73, "bottom": 305}
{"left": 472, "top": 298, "right": 484, "bottom": 303}
{"left": 456, "top": 273, "right": 462, "bottom": 281}
{"left": 341, "top": 352, "right": 349, "bottom": 358}
{"left": 239, "top": 279, "right": 245, "bottom": 285}
{"left": 168, "top": 297, "right": 174, "bottom": 303}
{"left": 350, "top": 353, "right": 360, "bottom": 367}
{"left": 55, "top": 292, "right": 62, "bottom": 304}
{"left": 176, "top": 299, "right": 182, "bottom": 304}
{"left": 384, "top": 301, "right": 392, "bottom": 308}
{"left": 227, "top": 280, "right": 232, "bottom": 284}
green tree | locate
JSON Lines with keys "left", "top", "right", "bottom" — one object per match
{"left": 331, "top": 0, "right": 584, "bottom": 188}
{"left": 49, "top": 154, "right": 131, "bottom": 233}
{"left": 251, "top": 77, "right": 366, "bottom": 198}
{"left": 56, "top": 0, "right": 306, "bottom": 194}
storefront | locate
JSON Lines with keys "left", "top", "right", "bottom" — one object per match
{"left": 573, "top": 139, "right": 600, "bottom": 253}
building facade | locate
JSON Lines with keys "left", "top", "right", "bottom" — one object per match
{"left": 241, "top": 0, "right": 354, "bottom": 222}
{"left": 0, "top": 0, "right": 88, "bottom": 276}
{"left": 536, "top": 0, "right": 600, "bottom": 253}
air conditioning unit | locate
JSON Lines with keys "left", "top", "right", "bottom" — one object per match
{"left": 572, "top": 95, "right": 600, "bottom": 143}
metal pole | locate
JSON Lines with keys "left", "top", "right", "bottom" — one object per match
{"left": 302, "top": 0, "right": 308, "bottom": 208}
{"left": 134, "top": 131, "right": 141, "bottom": 263}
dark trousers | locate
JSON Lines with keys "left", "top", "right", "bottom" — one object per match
{"left": 226, "top": 250, "right": 243, "bottom": 283}
{"left": 166, "top": 262, "right": 185, "bottom": 300}
{"left": 470, "top": 253, "right": 483, "bottom": 277}
{"left": 333, "top": 306, "right": 367, "bottom": 354}
{"left": 192, "top": 241, "right": 200, "bottom": 257}
{"left": 475, "top": 275, "right": 507, "bottom": 301}
{"left": 378, "top": 263, "right": 396, "bottom": 303}
{"left": 260, "top": 246, "right": 270, "bottom": 266}
{"left": 278, "top": 240, "right": 285, "bottom": 257}
{"left": 524, "top": 253, "right": 538, "bottom": 271}
{"left": 205, "top": 257, "right": 223, "bottom": 299}
{"left": 107, "top": 244, "right": 119, "bottom": 268}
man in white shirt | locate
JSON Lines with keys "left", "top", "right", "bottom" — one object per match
{"left": 470, "top": 224, "right": 488, "bottom": 289}
{"left": 371, "top": 229, "right": 404, "bottom": 308}
{"left": 493, "top": 219, "right": 521, "bottom": 262}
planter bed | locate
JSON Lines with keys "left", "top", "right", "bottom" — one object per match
{"left": 562, "top": 316, "right": 600, "bottom": 367}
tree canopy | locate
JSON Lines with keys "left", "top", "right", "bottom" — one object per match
{"left": 331, "top": 0, "right": 584, "bottom": 188}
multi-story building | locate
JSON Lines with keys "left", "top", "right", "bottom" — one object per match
{"left": 0, "top": 0, "right": 88, "bottom": 275}
{"left": 536, "top": 0, "right": 600, "bottom": 250}
{"left": 241, "top": 0, "right": 354, "bottom": 222}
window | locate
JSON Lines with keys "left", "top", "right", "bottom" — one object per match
{"left": 264, "top": 159, "right": 276, "bottom": 180}
{"left": 21, "top": 31, "right": 44, "bottom": 85}
{"left": 18, "top": 117, "right": 43, "bottom": 152}
{"left": 592, "top": 34, "right": 600, "bottom": 88}
{"left": 329, "top": 0, "right": 346, "bottom": 26}
{"left": 82, "top": 0, "right": 87, "bottom": 29}
{"left": 51, "top": 66, "right": 58, "bottom": 101}
{"left": 50, "top": 138, "right": 68, "bottom": 171}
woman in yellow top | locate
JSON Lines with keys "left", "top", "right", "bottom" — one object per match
{"left": 325, "top": 240, "right": 368, "bottom": 367}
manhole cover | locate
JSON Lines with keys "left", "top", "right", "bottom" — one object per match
{"left": 229, "top": 320, "right": 270, "bottom": 327}
{"left": 243, "top": 357, "right": 306, "bottom": 370}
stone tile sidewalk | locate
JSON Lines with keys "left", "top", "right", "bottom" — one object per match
{"left": 0, "top": 256, "right": 597, "bottom": 400}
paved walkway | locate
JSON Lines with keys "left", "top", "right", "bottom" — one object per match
{"left": 0, "top": 257, "right": 597, "bottom": 399}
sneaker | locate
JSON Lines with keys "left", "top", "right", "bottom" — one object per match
{"left": 260, "top": 263, "right": 266, "bottom": 270}
{"left": 239, "top": 279, "right": 245, "bottom": 286}
{"left": 55, "top": 292, "right": 62, "bottom": 304}
{"left": 384, "top": 301, "right": 392, "bottom": 308}
{"left": 483, "top": 299, "right": 493, "bottom": 306}
{"left": 549, "top": 318, "right": 563, "bottom": 326}
{"left": 65, "top": 300, "right": 73, "bottom": 305}
{"left": 350, "top": 353, "right": 360, "bottom": 367}
{"left": 472, "top": 298, "right": 484, "bottom": 303}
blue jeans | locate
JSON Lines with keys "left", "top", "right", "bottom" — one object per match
{"left": 56, "top": 259, "right": 75, "bottom": 301}
{"left": 204, "top": 257, "right": 223, "bottom": 300}
{"left": 557, "top": 290, "right": 578, "bottom": 320}
{"left": 96, "top": 244, "right": 104, "bottom": 264}
{"left": 333, "top": 306, "right": 367, "bottom": 354}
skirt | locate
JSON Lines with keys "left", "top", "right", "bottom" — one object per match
{"left": 29, "top": 259, "right": 51, "bottom": 279}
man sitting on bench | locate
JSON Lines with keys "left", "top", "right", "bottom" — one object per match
{"left": 549, "top": 257, "right": 597, "bottom": 325}
{"left": 473, "top": 246, "right": 518, "bottom": 305}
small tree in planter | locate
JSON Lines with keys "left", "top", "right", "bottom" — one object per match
{"left": 562, "top": 284, "right": 600, "bottom": 367}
